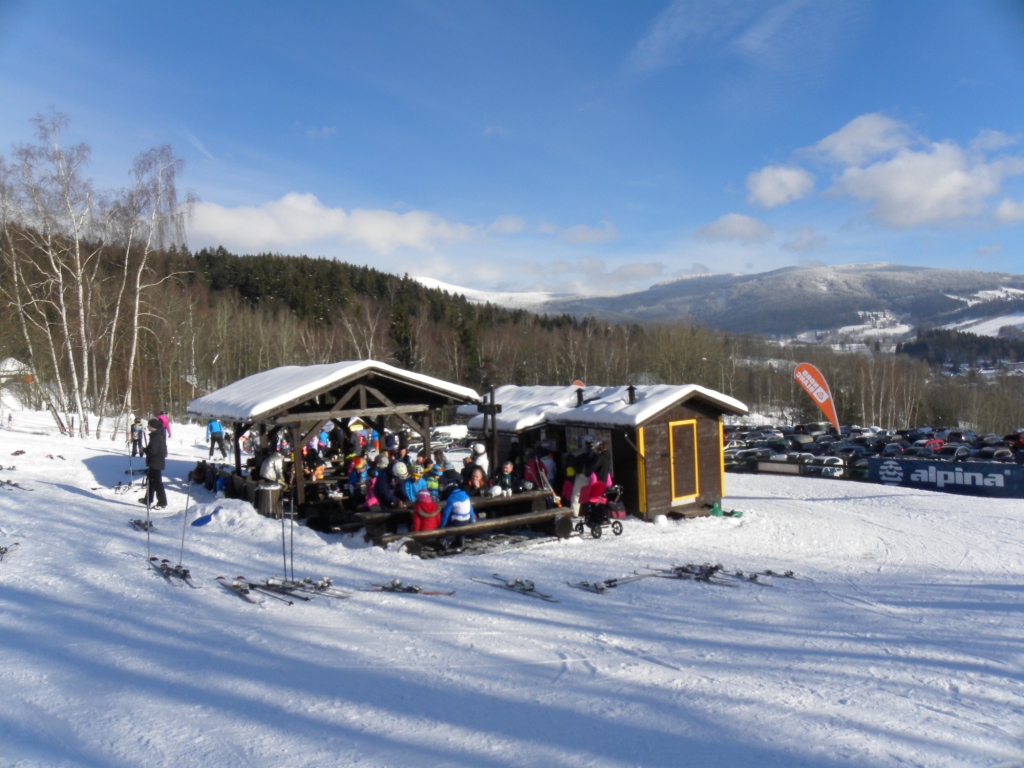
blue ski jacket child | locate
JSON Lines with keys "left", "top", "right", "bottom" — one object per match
{"left": 440, "top": 487, "right": 476, "bottom": 527}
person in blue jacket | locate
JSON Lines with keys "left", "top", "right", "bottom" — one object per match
{"left": 207, "top": 419, "right": 228, "bottom": 458}
{"left": 439, "top": 471, "right": 476, "bottom": 550}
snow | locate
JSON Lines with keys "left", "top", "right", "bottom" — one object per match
{"left": 945, "top": 312, "right": 1024, "bottom": 338}
{"left": 413, "top": 277, "right": 567, "bottom": 310}
{"left": 458, "top": 384, "right": 747, "bottom": 432}
{"left": 187, "top": 360, "right": 481, "bottom": 423}
{"left": 0, "top": 357, "right": 30, "bottom": 376}
{"left": 1, "top": 415, "right": 1023, "bottom": 767}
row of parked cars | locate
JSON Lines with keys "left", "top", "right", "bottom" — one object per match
{"left": 723, "top": 421, "right": 1024, "bottom": 476}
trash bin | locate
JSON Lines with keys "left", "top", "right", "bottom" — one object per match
{"left": 257, "top": 484, "right": 282, "bottom": 518}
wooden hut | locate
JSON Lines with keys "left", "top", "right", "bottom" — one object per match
{"left": 187, "top": 360, "right": 481, "bottom": 506}
{"left": 460, "top": 384, "right": 748, "bottom": 520}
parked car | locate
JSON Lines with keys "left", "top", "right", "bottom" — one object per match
{"left": 934, "top": 444, "right": 971, "bottom": 461}
{"left": 970, "top": 447, "right": 1014, "bottom": 463}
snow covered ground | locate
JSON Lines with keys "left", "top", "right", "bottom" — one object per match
{"left": 945, "top": 312, "right": 1024, "bottom": 338}
{"left": 1, "top": 415, "right": 1023, "bottom": 767}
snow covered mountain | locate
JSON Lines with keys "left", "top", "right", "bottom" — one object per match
{"left": 542, "top": 263, "right": 1024, "bottom": 337}
{"left": 412, "top": 276, "right": 571, "bottom": 310}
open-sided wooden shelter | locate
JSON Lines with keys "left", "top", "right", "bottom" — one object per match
{"left": 187, "top": 360, "right": 481, "bottom": 506}
{"left": 458, "top": 384, "right": 748, "bottom": 519}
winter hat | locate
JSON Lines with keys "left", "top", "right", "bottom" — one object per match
{"left": 148, "top": 418, "right": 161, "bottom": 429}
{"left": 352, "top": 457, "right": 366, "bottom": 471}
{"left": 417, "top": 489, "right": 433, "bottom": 504}
{"left": 431, "top": 464, "right": 443, "bottom": 475}
{"left": 376, "top": 455, "right": 390, "bottom": 469}
{"left": 410, "top": 466, "right": 423, "bottom": 478}
{"left": 392, "top": 462, "right": 409, "bottom": 479}
{"left": 473, "top": 443, "right": 486, "bottom": 454}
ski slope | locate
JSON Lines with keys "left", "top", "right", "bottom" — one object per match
{"left": 0, "top": 417, "right": 1022, "bottom": 767}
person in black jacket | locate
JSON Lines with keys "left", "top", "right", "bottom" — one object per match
{"left": 139, "top": 418, "right": 168, "bottom": 509}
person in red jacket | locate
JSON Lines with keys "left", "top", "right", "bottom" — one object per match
{"left": 411, "top": 489, "right": 441, "bottom": 532}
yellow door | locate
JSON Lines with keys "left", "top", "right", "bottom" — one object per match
{"left": 668, "top": 420, "right": 699, "bottom": 505}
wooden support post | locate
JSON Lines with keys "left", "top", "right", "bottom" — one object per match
{"left": 233, "top": 422, "right": 242, "bottom": 475}
{"left": 489, "top": 387, "right": 499, "bottom": 478}
{"left": 423, "top": 410, "right": 432, "bottom": 459}
{"left": 291, "top": 426, "right": 305, "bottom": 507}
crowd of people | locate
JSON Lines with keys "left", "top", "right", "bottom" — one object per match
{"left": 249, "top": 421, "right": 617, "bottom": 545}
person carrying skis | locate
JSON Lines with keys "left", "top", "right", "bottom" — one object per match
{"left": 140, "top": 418, "right": 168, "bottom": 509}
{"left": 130, "top": 418, "right": 147, "bottom": 457}
{"left": 207, "top": 419, "right": 228, "bottom": 459}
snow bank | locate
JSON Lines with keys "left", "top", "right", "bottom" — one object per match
{"left": 0, "top": 424, "right": 1022, "bottom": 767}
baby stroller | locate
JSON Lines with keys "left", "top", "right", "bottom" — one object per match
{"left": 575, "top": 481, "right": 625, "bottom": 539}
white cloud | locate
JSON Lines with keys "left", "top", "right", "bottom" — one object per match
{"left": 746, "top": 164, "right": 814, "bottom": 208}
{"left": 831, "top": 143, "right": 1024, "bottom": 228}
{"left": 976, "top": 243, "right": 1002, "bottom": 257}
{"left": 627, "top": 0, "right": 865, "bottom": 78}
{"left": 782, "top": 226, "right": 827, "bottom": 252}
{"left": 695, "top": 213, "right": 773, "bottom": 244}
{"left": 190, "top": 193, "right": 476, "bottom": 253}
{"left": 559, "top": 220, "right": 619, "bottom": 244}
{"left": 537, "top": 221, "right": 559, "bottom": 234}
{"left": 812, "top": 113, "right": 916, "bottom": 166}
{"left": 305, "top": 126, "right": 337, "bottom": 139}
{"left": 485, "top": 215, "right": 526, "bottom": 235}
{"left": 994, "top": 198, "right": 1024, "bottom": 224}
{"left": 970, "top": 129, "right": 1017, "bottom": 153}
{"left": 184, "top": 130, "right": 215, "bottom": 162}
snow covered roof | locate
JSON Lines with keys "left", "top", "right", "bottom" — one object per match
{"left": 457, "top": 383, "right": 747, "bottom": 431}
{"left": 187, "top": 361, "right": 480, "bottom": 423}
{"left": 0, "top": 358, "right": 30, "bottom": 377}
{"left": 456, "top": 385, "right": 605, "bottom": 432}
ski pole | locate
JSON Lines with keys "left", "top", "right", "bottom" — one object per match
{"left": 279, "top": 486, "right": 288, "bottom": 580}
{"left": 178, "top": 473, "right": 192, "bottom": 567}
{"left": 145, "top": 474, "right": 152, "bottom": 564}
{"left": 289, "top": 481, "right": 295, "bottom": 582}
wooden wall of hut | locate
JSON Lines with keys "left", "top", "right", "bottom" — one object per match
{"left": 637, "top": 400, "right": 724, "bottom": 519}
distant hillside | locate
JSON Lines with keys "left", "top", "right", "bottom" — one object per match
{"left": 543, "top": 263, "right": 1024, "bottom": 336}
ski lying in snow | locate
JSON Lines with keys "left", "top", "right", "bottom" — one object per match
{"left": 364, "top": 579, "right": 455, "bottom": 596}
{"left": 286, "top": 576, "right": 352, "bottom": 600}
{"left": 567, "top": 572, "right": 653, "bottom": 594}
{"left": 216, "top": 576, "right": 264, "bottom": 604}
{"left": 150, "top": 557, "right": 200, "bottom": 588}
{"left": 0, "top": 542, "right": 20, "bottom": 562}
{"left": 125, "top": 468, "right": 148, "bottom": 475}
{"left": 0, "top": 479, "right": 32, "bottom": 491}
{"left": 131, "top": 519, "right": 156, "bottom": 532}
{"left": 644, "top": 564, "right": 738, "bottom": 587}
{"left": 472, "top": 574, "right": 558, "bottom": 602}
{"left": 735, "top": 568, "right": 811, "bottom": 582}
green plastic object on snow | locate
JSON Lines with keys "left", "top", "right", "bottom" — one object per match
{"left": 705, "top": 501, "right": 743, "bottom": 518}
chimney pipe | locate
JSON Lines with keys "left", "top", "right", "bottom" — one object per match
{"left": 576, "top": 387, "right": 584, "bottom": 407}
{"left": 627, "top": 384, "right": 636, "bottom": 404}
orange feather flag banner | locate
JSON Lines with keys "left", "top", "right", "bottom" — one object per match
{"left": 794, "top": 363, "right": 840, "bottom": 433}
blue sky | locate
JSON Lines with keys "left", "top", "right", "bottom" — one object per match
{"left": 2, "top": 0, "right": 1024, "bottom": 295}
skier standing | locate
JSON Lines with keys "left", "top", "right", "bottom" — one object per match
{"left": 157, "top": 411, "right": 171, "bottom": 438}
{"left": 130, "top": 418, "right": 146, "bottom": 457}
{"left": 207, "top": 419, "right": 228, "bottom": 459}
{"left": 140, "top": 418, "right": 168, "bottom": 509}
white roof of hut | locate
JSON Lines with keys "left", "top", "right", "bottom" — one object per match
{"left": 457, "top": 383, "right": 747, "bottom": 431}
{"left": 187, "top": 360, "right": 480, "bottom": 423}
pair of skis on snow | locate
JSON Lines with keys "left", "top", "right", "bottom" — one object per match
{"left": 0, "top": 542, "right": 20, "bottom": 562}
{"left": 150, "top": 557, "right": 199, "bottom": 588}
{"left": 568, "top": 564, "right": 811, "bottom": 593}
{"left": 472, "top": 574, "right": 559, "bottom": 602}
{"left": 216, "top": 575, "right": 354, "bottom": 605}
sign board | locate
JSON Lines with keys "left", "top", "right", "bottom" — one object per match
{"left": 867, "top": 457, "right": 1024, "bottom": 499}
